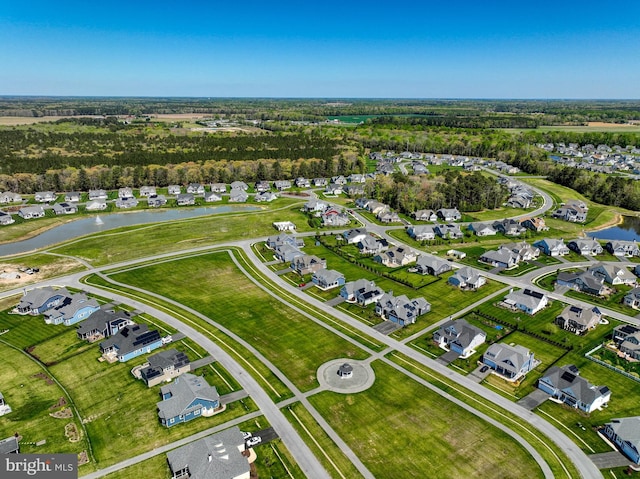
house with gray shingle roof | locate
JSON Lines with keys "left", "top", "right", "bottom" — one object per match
{"left": 433, "top": 319, "right": 486, "bottom": 357}
{"left": 18, "top": 205, "right": 45, "bottom": 219}
{"left": 203, "top": 191, "right": 222, "bottom": 203}
{"left": 482, "top": 343, "right": 537, "bottom": 381}
{"left": 413, "top": 209, "right": 437, "bottom": 222}
{"left": 414, "top": 255, "right": 451, "bottom": 276}
{"left": 448, "top": 267, "right": 486, "bottom": 289}
{"left": 436, "top": 208, "right": 461, "bottom": 222}
{"left": 468, "top": 222, "right": 497, "bottom": 237}
{"left": 602, "top": 417, "right": 640, "bottom": 464}
{"left": 35, "top": 191, "right": 56, "bottom": 203}
{"left": 157, "top": 373, "right": 220, "bottom": 427}
{"left": 291, "top": 255, "right": 326, "bottom": 275}
{"left": 177, "top": 193, "right": 196, "bottom": 206}
{"left": 52, "top": 202, "right": 78, "bottom": 215}
{"left": 407, "top": 225, "right": 435, "bottom": 241}
{"left": 43, "top": 292, "right": 100, "bottom": 326}
{"left": 17, "top": 287, "right": 70, "bottom": 315}
{"left": 0, "top": 436, "right": 19, "bottom": 454}
{"left": 556, "top": 270, "right": 608, "bottom": 296}
{"left": 229, "top": 188, "right": 248, "bottom": 203}
{"left": 187, "top": 183, "right": 205, "bottom": 194}
{"left": 568, "top": 238, "right": 603, "bottom": 256}
{"left": 210, "top": 183, "right": 227, "bottom": 193}
{"left": 99, "top": 324, "right": 163, "bottom": 362}
{"left": 340, "top": 279, "right": 384, "bottom": 306}
{"left": 533, "top": 238, "right": 570, "bottom": 257}
{"left": 374, "top": 246, "right": 417, "bottom": 267}
{"left": 555, "top": 305, "right": 601, "bottom": 334}
{"left": 502, "top": 289, "right": 548, "bottom": 315}
{"left": 479, "top": 248, "right": 520, "bottom": 269}
{"left": 139, "top": 349, "right": 191, "bottom": 387}
{"left": 588, "top": 263, "right": 637, "bottom": 286}
{"left": 605, "top": 240, "right": 640, "bottom": 257}
{"left": 624, "top": 287, "right": 640, "bottom": 310}
{"left": 312, "top": 269, "right": 345, "bottom": 290}
{"left": 375, "top": 292, "right": 430, "bottom": 327}
{"left": 76, "top": 307, "right": 135, "bottom": 342}
{"left": 166, "top": 426, "right": 249, "bottom": 478}
{"left": 538, "top": 365, "right": 610, "bottom": 413}
{"left": 0, "top": 212, "right": 14, "bottom": 225}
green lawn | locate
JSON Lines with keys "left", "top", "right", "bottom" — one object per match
{"left": 108, "top": 251, "right": 370, "bottom": 392}
{"left": 308, "top": 360, "right": 544, "bottom": 479}
{"left": 283, "top": 402, "right": 365, "bottom": 479}
{"left": 565, "top": 284, "right": 637, "bottom": 315}
{"left": 0, "top": 341, "right": 89, "bottom": 458}
{"left": 48, "top": 199, "right": 308, "bottom": 266}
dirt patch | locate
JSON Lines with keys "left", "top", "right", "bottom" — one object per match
{"left": 49, "top": 397, "right": 67, "bottom": 410}
{"left": 32, "top": 372, "right": 55, "bottom": 385}
{"left": 588, "top": 122, "right": 638, "bottom": 128}
{"left": 78, "top": 450, "right": 89, "bottom": 466}
{"left": 50, "top": 407, "right": 72, "bottom": 419}
{"left": 0, "top": 258, "right": 83, "bottom": 289}
{"left": 64, "top": 423, "right": 81, "bottom": 442}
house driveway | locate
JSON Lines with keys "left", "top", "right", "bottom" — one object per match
{"left": 517, "top": 389, "right": 550, "bottom": 411}
{"left": 189, "top": 356, "right": 215, "bottom": 370}
{"left": 468, "top": 364, "right": 492, "bottom": 383}
{"left": 373, "top": 321, "right": 402, "bottom": 335}
{"left": 589, "top": 451, "right": 632, "bottom": 469}
{"left": 437, "top": 350, "right": 460, "bottom": 365}
{"left": 220, "top": 390, "right": 249, "bottom": 403}
{"left": 275, "top": 267, "right": 293, "bottom": 275}
{"left": 325, "top": 296, "right": 346, "bottom": 307}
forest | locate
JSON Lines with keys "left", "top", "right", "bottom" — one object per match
{"left": 1, "top": 97, "right": 640, "bottom": 211}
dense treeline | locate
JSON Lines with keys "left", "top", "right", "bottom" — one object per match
{"left": 2, "top": 97, "right": 640, "bottom": 124}
{"left": 367, "top": 115, "right": 542, "bottom": 129}
{"left": 520, "top": 130, "right": 640, "bottom": 148}
{"left": 363, "top": 171, "right": 508, "bottom": 214}
{"left": 0, "top": 128, "right": 339, "bottom": 175}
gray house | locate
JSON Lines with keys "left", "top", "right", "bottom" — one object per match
{"left": 415, "top": 255, "right": 452, "bottom": 276}
{"left": 602, "top": 417, "right": 640, "bottom": 465}
{"left": 407, "top": 225, "right": 435, "bottom": 241}
{"left": 433, "top": 319, "right": 486, "bottom": 357}
{"left": 568, "top": 239, "right": 603, "bottom": 256}
{"left": 52, "top": 202, "right": 78, "bottom": 215}
{"left": 139, "top": 349, "right": 191, "bottom": 387}
{"left": 482, "top": 343, "right": 537, "bottom": 381}
{"left": 157, "top": 373, "right": 220, "bottom": 427}
{"left": 538, "top": 364, "right": 610, "bottom": 413}
{"left": 375, "top": 292, "right": 430, "bottom": 327}
{"left": 555, "top": 305, "right": 601, "bottom": 334}
{"left": 166, "top": 427, "right": 249, "bottom": 479}
{"left": 340, "top": 279, "right": 384, "bottom": 306}
{"left": 177, "top": 193, "right": 195, "bottom": 206}
{"left": 312, "top": 269, "right": 345, "bottom": 290}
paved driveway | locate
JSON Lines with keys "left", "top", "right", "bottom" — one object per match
{"left": 589, "top": 451, "right": 631, "bottom": 469}
{"left": 517, "top": 389, "right": 551, "bottom": 411}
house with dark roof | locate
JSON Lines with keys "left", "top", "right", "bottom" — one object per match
{"left": 357, "top": 235, "right": 388, "bottom": 255}
{"left": 433, "top": 319, "right": 486, "bottom": 357}
{"left": 492, "top": 219, "right": 526, "bottom": 236}
{"left": 0, "top": 211, "right": 14, "bottom": 225}
{"left": 76, "top": 307, "right": 135, "bottom": 342}
{"left": 177, "top": 193, "right": 196, "bottom": 206}
{"left": 166, "top": 426, "right": 250, "bottom": 479}
{"left": 479, "top": 249, "right": 520, "bottom": 269}
{"left": 500, "top": 241, "right": 540, "bottom": 261}
{"left": 434, "top": 223, "right": 463, "bottom": 239}
{"left": 266, "top": 233, "right": 304, "bottom": 250}
{"left": 602, "top": 417, "right": 640, "bottom": 464}
{"left": 147, "top": 195, "right": 168, "bottom": 207}
{"left": 552, "top": 200, "right": 588, "bottom": 222}
{"left": 436, "top": 208, "right": 461, "bottom": 222}
{"left": 468, "top": 222, "right": 497, "bottom": 237}
{"left": 612, "top": 324, "right": 640, "bottom": 360}
{"left": 17, "top": 287, "right": 70, "bottom": 315}
{"left": 568, "top": 239, "right": 603, "bottom": 256}
{"left": 605, "top": 240, "right": 640, "bottom": 257}
{"left": 624, "top": 287, "right": 640, "bottom": 309}
{"left": 100, "top": 324, "right": 163, "bottom": 362}
{"left": 139, "top": 349, "right": 191, "bottom": 387}
{"left": 291, "top": 255, "right": 326, "bottom": 275}
{"left": 414, "top": 255, "right": 451, "bottom": 276}
{"left": 342, "top": 228, "right": 368, "bottom": 244}
{"left": 43, "top": 292, "right": 100, "bottom": 326}
{"left": 520, "top": 217, "right": 548, "bottom": 232}
{"left": 538, "top": 365, "right": 610, "bottom": 413}
{"left": 157, "top": 373, "right": 220, "bottom": 427}
{"left": 373, "top": 246, "right": 417, "bottom": 267}
{"left": 502, "top": 289, "right": 548, "bottom": 315}
{"left": 52, "top": 202, "right": 78, "bottom": 215}
{"left": 556, "top": 271, "right": 608, "bottom": 296}
{"left": 375, "top": 292, "right": 430, "bottom": 327}
{"left": 312, "top": 269, "right": 345, "bottom": 290}
{"left": 482, "top": 343, "right": 537, "bottom": 381}
{"left": 555, "top": 305, "right": 601, "bottom": 334}
{"left": 274, "top": 243, "right": 303, "bottom": 263}
{"left": 203, "top": 191, "right": 222, "bottom": 203}
{"left": 115, "top": 197, "right": 138, "bottom": 209}
{"left": 340, "top": 279, "right": 384, "bottom": 306}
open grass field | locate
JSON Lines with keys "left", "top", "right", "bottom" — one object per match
{"left": 0, "top": 341, "right": 89, "bottom": 457}
{"left": 47, "top": 200, "right": 308, "bottom": 265}
{"left": 108, "top": 251, "right": 370, "bottom": 392}
{"left": 308, "top": 360, "right": 545, "bottom": 479}
{"left": 82, "top": 272, "right": 295, "bottom": 401}
{"left": 283, "top": 402, "right": 365, "bottom": 479}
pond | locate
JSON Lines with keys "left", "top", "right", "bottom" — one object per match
{"left": 0, "top": 205, "right": 260, "bottom": 257}
{"left": 588, "top": 215, "right": 640, "bottom": 242}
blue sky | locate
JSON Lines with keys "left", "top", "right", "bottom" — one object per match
{"left": 1, "top": 1, "right": 638, "bottom": 98}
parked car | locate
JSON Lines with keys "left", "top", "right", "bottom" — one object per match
{"left": 246, "top": 436, "right": 262, "bottom": 447}
{"left": 480, "top": 365, "right": 489, "bottom": 373}
{"left": 242, "top": 431, "right": 252, "bottom": 440}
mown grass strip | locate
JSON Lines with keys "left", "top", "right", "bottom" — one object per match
{"left": 386, "top": 351, "right": 579, "bottom": 479}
